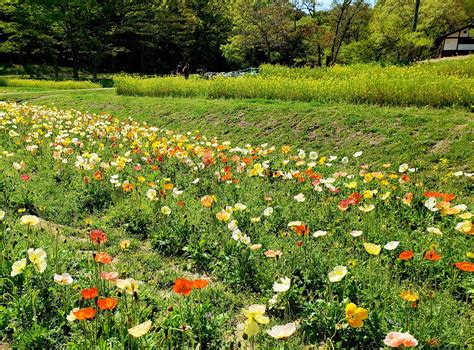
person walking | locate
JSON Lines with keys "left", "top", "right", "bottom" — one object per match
{"left": 176, "top": 63, "right": 183, "bottom": 76}
{"left": 182, "top": 63, "right": 190, "bottom": 79}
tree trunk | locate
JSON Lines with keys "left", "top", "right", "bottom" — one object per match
{"left": 53, "top": 55, "right": 59, "bottom": 80}
{"left": 72, "top": 46, "right": 79, "bottom": 79}
{"left": 412, "top": 0, "right": 420, "bottom": 32}
{"left": 317, "top": 44, "right": 322, "bottom": 66}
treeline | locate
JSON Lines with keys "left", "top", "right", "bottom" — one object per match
{"left": 0, "top": 0, "right": 472, "bottom": 78}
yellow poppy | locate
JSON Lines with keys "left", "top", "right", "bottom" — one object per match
{"left": 363, "top": 243, "right": 381, "bottom": 255}
{"left": 345, "top": 303, "right": 369, "bottom": 328}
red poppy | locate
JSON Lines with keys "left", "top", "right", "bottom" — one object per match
{"left": 191, "top": 279, "right": 209, "bottom": 289}
{"left": 172, "top": 278, "right": 193, "bottom": 296}
{"left": 399, "top": 250, "right": 414, "bottom": 260}
{"left": 454, "top": 262, "right": 474, "bottom": 272}
{"left": 296, "top": 241, "right": 303, "bottom": 247}
{"left": 20, "top": 174, "right": 30, "bottom": 181}
{"left": 81, "top": 287, "right": 99, "bottom": 300}
{"left": 400, "top": 174, "right": 410, "bottom": 183}
{"left": 338, "top": 199, "right": 350, "bottom": 210}
{"left": 424, "top": 250, "right": 441, "bottom": 261}
{"left": 347, "top": 192, "right": 362, "bottom": 205}
{"left": 90, "top": 229, "right": 107, "bottom": 244}
{"left": 73, "top": 307, "right": 96, "bottom": 320}
{"left": 94, "top": 252, "right": 113, "bottom": 264}
{"left": 97, "top": 297, "right": 118, "bottom": 310}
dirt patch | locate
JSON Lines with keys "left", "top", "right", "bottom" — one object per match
{"left": 431, "top": 139, "right": 450, "bottom": 154}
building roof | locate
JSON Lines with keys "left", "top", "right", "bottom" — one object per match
{"left": 435, "top": 23, "right": 474, "bottom": 42}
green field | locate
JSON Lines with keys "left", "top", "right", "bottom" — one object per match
{"left": 0, "top": 60, "right": 473, "bottom": 349}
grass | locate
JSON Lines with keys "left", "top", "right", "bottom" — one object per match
{"left": 0, "top": 101, "right": 472, "bottom": 348}
{"left": 0, "top": 87, "right": 472, "bottom": 172}
{"left": 0, "top": 78, "right": 102, "bottom": 90}
{"left": 114, "top": 59, "right": 474, "bottom": 107}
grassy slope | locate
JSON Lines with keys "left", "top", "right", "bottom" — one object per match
{"left": 0, "top": 88, "right": 472, "bottom": 170}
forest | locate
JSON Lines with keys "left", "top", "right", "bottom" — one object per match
{"left": 0, "top": 0, "right": 472, "bottom": 78}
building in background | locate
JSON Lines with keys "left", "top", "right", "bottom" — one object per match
{"left": 435, "top": 23, "right": 474, "bottom": 57}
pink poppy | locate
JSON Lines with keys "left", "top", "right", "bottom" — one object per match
{"left": 384, "top": 332, "right": 418, "bottom": 348}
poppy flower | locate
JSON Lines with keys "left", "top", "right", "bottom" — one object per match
{"left": 172, "top": 278, "right": 193, "bottom": 296}
{"left": 424, "top": 250, "right": 441, "bottom": 261}
{"left": 20, "top": 215, "right": 40, "bottom": 226}
{"left": 81, "top": 287, "right": 98, "bottom": 300}
{"left": 454, "top": 262, "right": 474, "bottom": 272}
{"left": 345, "top": 303, "right": 369, "bottom": 328}
{"left": 266, "top": 322, "right": 297, "bottom": 339}
{"left": 90, "top": 229, "right": 107, "bottom": 244}
{"left": 200, "top": 195, "right": 214, "bottom": 208}
{"left": 20, "top": 174, "right": 30, "bottom": 181}
{"left": 242, "top": 304, "right": 269, "bottom": 336}
{"left": 328, "top": 265, "right": 348, "bottom": 282}
{"left": 116, "top": 278, "right": 140, "bottom": 295}
{"left": 100, "top": 271, "right": 119, "bottom": 282}
{"left": 264, "top": 250, "right": 283, "bottom": 258}
{"left": 384, "top": 331, "right": 418, "bottom": 348}
{"left": 120, "top": 240, "right": 130, "bottom": 249}
{"left": 128, "top": 320, "right": 152, "bottom": 338}
{"left": 97, "top": 297, "right": 118, "bottom": 310}
{"left": 399, "top": 250, "right": 414, "bottom": 260}
{"left": 400, "top": 290, "right": 419, "bottom": 302}
{"left": 73, "top": 307, "right": 96, "bottom": 320}
{"left": 191, "top": 279, "right": 208, "bottom": 289}
{"left": 93, "top": 171, "right": 104, "bottom": 181}
{"left": 363, "top": 242, "right": 381, "bottom": 255}
{"left": 94, "top": 252, "right": 113, "bottom": 264}
{"left": 27, "top": 248, "right": 47, "bottom": 273}
{"left": 293, "top": 224, "right": 309, "bottom": 236}
{"left": 424, "top": 191, "right": 456, "bottom": 202}
{"left": 11, "top": 258, "right": 27, "bottom": 277}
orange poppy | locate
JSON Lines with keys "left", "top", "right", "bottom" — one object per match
{"left": 97, "top": 297, "right": 118, "bottom": 310}
{"left": 423, "top": 191, "right": 456, "bottom": 202}
{"left": 73, "top": 307, "right": 96, "bottom": 320}
{"left": 454, "top": 262, "right": 474, "bottom": 272}
{"left": 163, "top": 183, "right": 174, "bottom": 190}
{"left": 200, "top": 195, "right": 214, "bottom": 208}
{"left": 122, "top": 182, "right": 135, "bottom": 192}
{"left": 177, "top": 201, "right": 185, "bottom": 207}
{"left": 90, "top": 229, "right": 107, "bottom": 244}
{"left": 94, "top": 252, "right": 113, "bottom": 264}
{"left": 191, "top": 279, "right": 208, "bottom": 289}
{"left": 172, "top": 278, "right": 193, "bottom": 296}
{"left": 81, "top": 287, "right": 99, "bottom": 300}
{"left": 399, "top": 250, "right": 414, "bottom": 260}
{"left": 293, "top": 224, "right": 309, "bottom": 237}
{"left": 424, "top": 250, "right": 441, "bottom": 261}
{"left": 93, "top": 171, "right": 104, "bottom": 181}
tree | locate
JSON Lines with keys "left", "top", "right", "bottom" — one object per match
{"left": 370, "top": 0, "right": 469, "bottom": 62}
{"left": 326, "top": 0, "right": 370, "bottom": 65}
